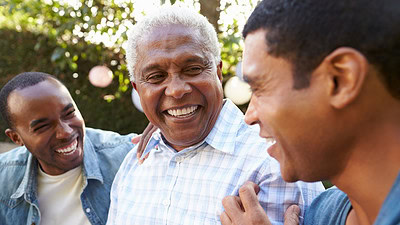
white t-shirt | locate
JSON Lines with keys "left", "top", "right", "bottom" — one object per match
{"left": 37, "top": 166, "right": 91, "bottom": 225}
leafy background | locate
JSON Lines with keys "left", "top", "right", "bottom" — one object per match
{"left": 0, "top": 0, "right": 333, "bottom": 188}
{"left": 0, "top": 0, "right": 259, "bottom": 141}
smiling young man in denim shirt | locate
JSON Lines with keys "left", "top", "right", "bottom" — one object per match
{"left": 0, "top": 72, "right": 138, "bottom": 225}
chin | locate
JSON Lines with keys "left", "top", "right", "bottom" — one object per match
{"left": 281, "top": 173, "right": 300, "bottom": 183}
{"left": 280, "top": 164, "right": 301, "bottom": 183}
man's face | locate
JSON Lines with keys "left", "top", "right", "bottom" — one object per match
{"left": 243, "top": 29, "right": 343, "bottom": 182}
{"left": 7, "top": 78, "right": 85, "bottom": 175}
{"left": 133, "top": 25, "right": 223, "bottom": 151}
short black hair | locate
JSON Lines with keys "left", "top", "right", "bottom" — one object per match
{"left": 0, "top": 72, "right": 60, "bottom": 129}
{"left": 243, "top": 0, "right": 400, "bottom": 98}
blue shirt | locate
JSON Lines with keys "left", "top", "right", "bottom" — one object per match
{"left": 0, "top": 128, "right": 135, "bottom": 225}
{"left": 107, "top": 99, "right": 325, "bottom": 225}
{"left": 375, "top": 172, "right": 400, "bottom": 224}
{"left": 305, "top": 172, "right": 400, "bottom": 225}
{"left": 304, "top": 187, "right": 351, "bottom": 225}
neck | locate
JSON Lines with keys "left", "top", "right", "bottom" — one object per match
{"left": 331, "top": 118, "right": 400, "bottom": 225}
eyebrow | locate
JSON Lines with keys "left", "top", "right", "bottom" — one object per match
{"left": 62, "top": 103, "right": 74, "bottom": 113}
{"left": 141, "top": 64, "right": 162, "bottom": 76}
{"left": 141, "top": 56, "right": 207, "bottom": 76}
{"left": 29, "top": 103, "right": 74, "bottom": 128}
{"left": 183, "top": 56, "right": 205, "bottom": 64}
{"left": 30, "top": 118, "right": 48, "bottom": 128}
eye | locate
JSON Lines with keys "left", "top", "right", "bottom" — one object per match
{"left": 146, "top": 73, "right": 166, "bottom": 84}
{"left": 34, "top": 124, "right": 49, "bottom": 132}
{"left": 65, "top": 109, "right": 76, "bottom": 118}
{"left": 184, "top": 66, "right": 203, "bottom": 75}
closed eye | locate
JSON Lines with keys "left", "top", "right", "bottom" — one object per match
{"left": 34, "top": 124, "right": 50, "bottom": 132}
{"left": 184, "top": 66, "right": 203, "bottom": 75}
{"left": 65, "top": 109, "right": 76, "bottom": 118}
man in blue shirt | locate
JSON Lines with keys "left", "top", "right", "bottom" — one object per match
{"left": 0, "top": 72, "right": 142, "bottom": 225}
{"left": 221, "top": 0, "right": 400, "bottom": 225}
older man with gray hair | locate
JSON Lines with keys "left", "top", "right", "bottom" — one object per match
{"left": 106, "top": 6, "right": 324, "bottom": 225}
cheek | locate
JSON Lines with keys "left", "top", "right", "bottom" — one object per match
{"left": 197, "top": 79, "right": 223, "bottom": 101}
{"left": 138, "top": 86, "right": 164, "bottom": 120}
{"left": 24, "top": 137, "right": 49, "bottom": 157}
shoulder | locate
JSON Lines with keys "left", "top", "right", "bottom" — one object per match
{"left": 374, "top": 172, "right": 400, "bottom": 224}
{"left": 304, "top": 187, "right": 351, "bottom": 225}
{"left": 85, "top": 127, "right": 136, "bottom": 151}
{"left": 0, "top": 146, "right": 30, "bottom": 167}
{"left": 0, "top": 147, "right": 29, "bottom": 204}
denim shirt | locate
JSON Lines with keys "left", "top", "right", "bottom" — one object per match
{"left": 0, "top": 128, "right": 135, "bottom": 225}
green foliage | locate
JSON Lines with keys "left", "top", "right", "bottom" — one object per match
{"left": 1, "top": 0, "right": 135, "bottom": 95}
{"left": 0, "top": 0, "right": 149, "bottom": 142}
{"left": 0, "top": 0, "right": 250, "bottom": 140}
{"left": 219, "top": 19, "right": 242, "bottom": 81}
{"left": 0, "top": 28, "right": 149, "bottom": 142}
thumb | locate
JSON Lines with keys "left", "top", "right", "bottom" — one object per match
{"left": 284, "top": 205, "right": 300, "bottom": 225}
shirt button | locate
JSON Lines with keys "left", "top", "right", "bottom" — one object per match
{"left": 162, "top": 199, "right": 169, "bottom": 206}
{"left": 86, "top": 208, "right": 91, "bottom": 213}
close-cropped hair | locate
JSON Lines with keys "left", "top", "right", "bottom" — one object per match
{"left": 125, "top": 5, "right": 221, "bottom": 82}
{"left": 0, "top": 72, "right": 59, "bottom": 129}
{"left": 243, "top": 0, "right": 400, "bottom": 98}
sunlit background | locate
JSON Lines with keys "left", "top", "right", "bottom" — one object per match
{"left": 0, "top": 0, "right": 259, "bottom": 142}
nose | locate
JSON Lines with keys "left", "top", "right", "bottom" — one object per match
{"left": 56, "top": 121, "right": 73, "bottom": 139}
{"left": 165, "top": 76, "right": 192, "bottom": 99}
{"left": 244, "top": 95, "right": 259, "bottom": 126}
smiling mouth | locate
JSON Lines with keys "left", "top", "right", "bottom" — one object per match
{"left": 55, "top": 139, "right": 78, "bottom": 155}
{"left": 265, "top": 137, "right": 276, "bottom": 145}
{"left": 166, "top": 105, "right": 198, "bottom": 118}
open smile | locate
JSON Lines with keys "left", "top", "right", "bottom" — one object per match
{"left": 55, "top": 138, "right": 79, "bottom": 156}
{"left": 166, "top": 105, "right": 199, "bottom": 118}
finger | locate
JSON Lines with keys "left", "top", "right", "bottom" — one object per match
{"left": 131, "top": 135, "right": 141, "bottom": 144}
{"left": 220, "top": 211, "right": 233, "bottom": 225}
{"left": 222, "top": 195, "right": 244, "bottom": 220}
{"left": 138, "top": 152, "right": 150, "bottom": 165}
{"left": 284, "top": 205, "right": 301, "bottom": 225}
{"left": 238, "top": 181, "right": 261, "bottom": 212}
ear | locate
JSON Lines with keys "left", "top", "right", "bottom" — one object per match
{"left": 131, "top": 81, "right": 137, "bottom": 91}
{"left": 217, "top": 61, "right": 223, "bottom": 82}
{"left": 5, "top": 129, "right": 24, "bottom": 146}
{"left": 322, "top": 47, "right": 368, "bottom": 109}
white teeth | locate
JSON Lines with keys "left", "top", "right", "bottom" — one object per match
{"left": 265, "top": 138, "right": 276, "bottom": 145}
{"left": 55, "top": 139, "right": 78, "bottom": 155}
{"left": 182, "top": 108, "right": 187, "bottom": 114}
{"left": 167, "top": 106, "right": 198, "bottom": 117}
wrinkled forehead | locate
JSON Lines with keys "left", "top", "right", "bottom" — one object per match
{"left": 136, "top": 24, "right": 203, "bottom": 57}
{"left": 134, "top": 25, "right": 213, "bottom": 74}
{"left": 140, "top": 24, "right": 201, "bottom": 45}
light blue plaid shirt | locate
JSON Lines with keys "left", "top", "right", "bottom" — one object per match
{"left": 107, "top": 99, "right": 324, "bottom": 225}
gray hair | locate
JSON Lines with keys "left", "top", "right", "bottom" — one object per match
{"left": 125, "top": 5, "right": 221, "bottom": 82}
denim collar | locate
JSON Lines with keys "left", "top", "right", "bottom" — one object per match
{"left": 10, "top": 134, "right": 104, "bottom": 200}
